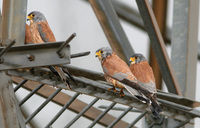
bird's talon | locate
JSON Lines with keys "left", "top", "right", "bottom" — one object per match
{"left": 108, "top": 87, "right": 117, "bottom": 93}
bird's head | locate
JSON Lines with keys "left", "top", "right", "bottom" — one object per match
{"left": 129, "top": 53, "right": 146, "bottom": 65}
{"left": 95, "top": 47, "right": 113, "bottom": 62}
{"left": 27, "top": 11, "right": 46, "bottom": 22}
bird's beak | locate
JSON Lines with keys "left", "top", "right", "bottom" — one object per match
{"left": 129, "top": 57, "right": 135, "bottom": 65}
{"left": 27, "top": 15, "right": 32, "bottom": 21}
{"left": 95, "top": 52, "right": 101, "bottom": 57}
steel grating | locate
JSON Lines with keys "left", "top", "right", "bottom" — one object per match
{"left": 8, "top": 67, "right": 200, "bottom": 126}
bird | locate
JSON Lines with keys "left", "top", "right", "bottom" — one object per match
{"left": 25, "top": 24, "right": 33, "bottom": 44}
{"left": 129, "top": 53, "right": 162, "bottom": 118}
{"left": 95, "top": 47, "right": 161, "bottom": 118}
{"left": 27, "top": 11, "right": 75, "bottom": 90}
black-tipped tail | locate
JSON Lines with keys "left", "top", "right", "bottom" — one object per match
{"left": 149, "top": 95, "right": 162, "bottom": 118}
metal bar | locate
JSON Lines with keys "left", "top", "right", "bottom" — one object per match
{"left": 9, "top": 69, "right": 200, "bottom": 122}
{"left": 0, "top": 42, "right": 70, "bottom": 70}
{"left": 89, "top": 0, "right": 134, "bottom": 63}
{"left": 0, "top": 40, "right": 16, "bottom": 63}
{"left": 0, "top": 0, "right": 27, "bottom": 127}
{"left": 0, "top": 40, "right": 15, "bottom": 57}
{"left": 107, "top": 107, "right": 132, "bottom": 128}
{"left": 149, "top": 0, "right": 167, "bottom": 90}
{"left": 136, "top": 0, "right": 182, "bottom": 95}
{"left": 12, "top": 77, "right": 130, "bottom": 127}
{"left": 88, "top": 102, "right": 116, "bottom": 128}
{"left": 45, "top": 93, "right": 79, "bottom": 128}
{"left": 70, "top": 51, "right": 90, "bottom": 59}
{"left": 64, "top": 98, "right": 99, "bottom": 128}
{"left": 1, "top": 0, "right": 27, "bottom": 45}
{"left": 56, "top": 33, "right": 76, "bottom": 57}
{"left": 14, "top": 79, "right": 28, "bottom": 92}
{"left": 98, "top": 105, "right": 142, "bottom": 113}
{"left": 127, "top": 111, "right": 147, "bottom": 128}
{"left": 62, "top": 65, "right": 105, "bottom": 81}
{"left": 25, "top": 88, "right": 62, "bottom": 124}
{"left": 171, "top": 0, "right": 199, "bottom": 98}
{"left": 111, "top": 0, "right": 144, "bottom": 31}
{"left": 19, "top": 84, "right": 45, "bottom": 106}
{"left": 174, "top": 119, "right": 191, "bottom": 128}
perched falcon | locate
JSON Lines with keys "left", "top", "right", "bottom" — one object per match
{"left": 129, "top": 53, "right": 162, "bottom": 118}
{"left": 95, "top": 47, "right": 161, "bottom": 118}
{"left": 27, "top": 11, "right": 75, "bottom": 90}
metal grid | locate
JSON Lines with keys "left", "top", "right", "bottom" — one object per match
{"left": 11, "top": 68, "right": 200, "bottom": 127}
{"left": 0, "top": 0, "right": 199, "bottom": 128}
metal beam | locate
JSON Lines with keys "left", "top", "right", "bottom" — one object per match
{"left": 58, "top": 65, "right": 200, "bottom": 108}
{"left": 149, "top": 0, "right": 167, "bottom": 90}
{"left": 135, "top": 0, "right": 182, "bottom": 95}
{"left": 8, "top": 69, "right": 200, "bottom": 123}
{"left": 171, "top": 0, "right": 199, "bottom": 99}
{"left": 0, "top": 42, "right": 70, "bottom": 70}
{"left": 0, "top": 0, "right": 27, "bottom": 127}
{"left": 110, "top": 0, "right": 200, "bottom": 61}
{"left": 89, "top": 0, "right": 134, "bottom": 63}
{"left": 1, "top": 0, "right": 27, "bottom": 46}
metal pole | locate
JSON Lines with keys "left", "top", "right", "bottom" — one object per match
{"left": 136, "top": 0, "right": 182, "bottom": 96}
{"left": 1, "top": 0, "right": 27, "bottom": 46}
{"left": 171, "top": 0, "right": 199, "bottom": 99}
{"left": 149, "top": 0, "right": 167, "bottom": 90}
{"left": 89, "top": 0, "right": 134, "bottom": 63}
{"left": 0, "top": 0, "right": 27, "bottom": 127}
{"left": 170, "top": 0, "right": 199, "bottom": 128}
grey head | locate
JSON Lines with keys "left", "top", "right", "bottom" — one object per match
{"left": 130, "top": 53, "right": 146, "bottom": 64}
{"left": 27, "top": 11, "right": 46, "bottom": 22}
{"left": 95, "top": 47, "right": 113, "bottom": 62}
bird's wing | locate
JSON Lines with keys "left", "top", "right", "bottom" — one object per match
{"left": 37, "top": 21, "right": 56, "bottom": 42}
{"left": 62, "top": 68, "right": 76, "bottom": 84}
{"left": 138, "top": 81, "right": 157, "bottom": 93}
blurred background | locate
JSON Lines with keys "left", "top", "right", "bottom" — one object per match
{"left": 1, "top": 0, "right": 200, "bottom": 127}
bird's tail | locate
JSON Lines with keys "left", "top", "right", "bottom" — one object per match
{"left": 148, "top": 94, "right": 162, "bottom": 118}
{"left": 52, "top": 66, "right": 71, "bottom": 90}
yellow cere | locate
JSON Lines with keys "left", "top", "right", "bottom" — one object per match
{"left": 27, "top": 15, "right": 32, "bottom": 20}
{"left": 130, "top": 57, "right": 135, "bottom": 64}
{"left": 95, "top": 50, "right": 102, "bottom": 57}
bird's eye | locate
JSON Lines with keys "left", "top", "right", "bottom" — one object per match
{"left": 31, "top": 14, "right": 35, "bottom": 17}
{"left": 100, "top": 50, "right": 103, "bottom": 53}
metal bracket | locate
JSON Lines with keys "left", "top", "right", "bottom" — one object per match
{"left": 0, "top": 41, "right": 70, "bottom": 70}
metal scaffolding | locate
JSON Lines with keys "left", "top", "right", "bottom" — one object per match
{"left": 0, "top": 0, "right": 199, "bottom": 128}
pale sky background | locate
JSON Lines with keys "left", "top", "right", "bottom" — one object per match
{"left": 0, "top": 0, "right": 200, "bottom": 127}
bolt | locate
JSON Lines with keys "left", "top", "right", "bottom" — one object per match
{"left": 27, "top": 54, "right": 35, "bottom": 61}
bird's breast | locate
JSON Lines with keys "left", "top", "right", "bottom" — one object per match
{"left": 29, "top": 22, "right": 44, "bottom": 43}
